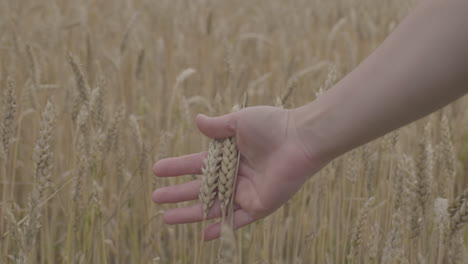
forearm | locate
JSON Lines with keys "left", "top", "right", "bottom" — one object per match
{"left": 294, "top": 0, "right": 468, "bottom": 162}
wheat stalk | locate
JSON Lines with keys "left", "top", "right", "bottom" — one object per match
{"left": 135, "top": 49, "right": 145, "bottom": 80}
{"left": 26, "top": 44, "right": 40, "bottom": 88}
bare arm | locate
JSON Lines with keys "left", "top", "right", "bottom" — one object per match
{"left": 295, "top": 0, "right": 468, "bottom": 162}
{"left": 153, "top": 0, "right": 468, "bottom": 240}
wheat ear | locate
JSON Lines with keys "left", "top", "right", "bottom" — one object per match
{"left": 89, "top": 80, "right": 106, "bottom": 130}
{"left": 68, "top": 53, "right": 89, "bottom": 105}
{"left": 448, "top": 188, "right": 468, "bottom": 218}
{"left": 348, "top": 196, "right": 375, "bottom": 260}
{"left": 415, "top": 122, "right": 433, "bottom": 216}
{"left": 218, "top": 136, "right": 238, "bottom": 216}
{"left": 446, "top": 200, "right": 468, "bottom": 264}
{"left": 440, "top": 114, "right": 455, "bottom": 198}
{"left": 20, "top": 101, "right": 55, "bottom": 264}
{"left": 105, "top": 106, "right": 126, "bottom": 153}
{"left": 1, "top": 76, "right": 17, "bottom": 160}
{"left": 449, "top": 199, "right": 468, "bottom": 235}
{"left": 199, "top": 139, "right": 222, "bottom": 219}
{"left": 196, "top": 140, "right": 222, "bottom": 264}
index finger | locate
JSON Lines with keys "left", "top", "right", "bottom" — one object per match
{"left": 153, "top": 152, "right": 207, "bottom": 177}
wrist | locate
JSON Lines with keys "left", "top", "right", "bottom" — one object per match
{"left": 289, "top": 102, "right": 339, "bottom": 166}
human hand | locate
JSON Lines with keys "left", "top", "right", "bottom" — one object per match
{"left": 152, "top": 106, "right": 327, "bottom": 240}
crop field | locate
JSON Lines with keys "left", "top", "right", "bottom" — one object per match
{"left": 0, "top": 0, "right": 467, "bottom": 263}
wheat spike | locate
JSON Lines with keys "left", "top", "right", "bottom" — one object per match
{"left": 199, "top": 139, "right": 222, "bottom": 219}
{"left": 393, "top": 152, "right": 407, "bottom": 211}
{"left": 73, "top": 140, "right": 88, "bottom": 233}
{"left": 448, "top": 188, "right": 468, "bottom": 218}
{"left": 89, "top": 81, "right": 106, "bottom": 130}
{"left": 105, "top": 106, "right": 126, "bottom": 153}
{"left": 4, "top": 204, "right": 23, "bottom": 259}
{"left": 76, "top": 103, "right": 91, "bottom": 156}
{"left": 446, "top": 200, "right": 468, "bottom": 264}
{"left": 449, "top": 200, "right": 468, "bottom": 235}
{"left": 363, "top": 145, "right": 378, "bottom": 196}
{"left": 32, "top": 101, "right": 55, "bottom": 192}
{"left": 416, "top": 122, "right": 433, "bottom": 216}
{"left": 440, "top": 114, "right": 456, "bottom": 198}
{"left": 218, "top": 136, "right": 238, "bottom": 215}
{"left": 382, "top": 207, "right": 404, "bottom": 264}
{"left": 68, "top": 53, "right": 90, "bottom": 106}
{"left": 91, "top": 180, "right": 103, "bottom": 214}
{"left": 446, "top": 233, "right": 465, "bottom": 264}
{"left": 1, "top": 76, "right": 17, "bottom": 160}
{"left": 367, "top": 223, "right": 380, "bottom": 260}
{"left": 136, "top": 49, "right": 145, "bottom": 80}
{"left": 130, "top": 115, "right": 147, "bottom": 178}
{"left": 20, "top": 101, "right": 55, "bottom": 264}
{"left": 402, "top": 156, "right": 423, "bottom": 238}
{"left": 91, "top": 130, "right": 106, "bottom": 163}
{"left": 433, "top": 197, "right": 450, "bottom": 264}
{"left": 348, "top": 196, "right": 375, "bottom": 259}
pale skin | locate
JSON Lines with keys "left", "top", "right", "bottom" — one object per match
{"left": 152, "top": 0, "right": 468, "bottom": 240}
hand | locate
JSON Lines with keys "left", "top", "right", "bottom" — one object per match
{"left": 152, "top": 106, "right": 327, "bottom": 240}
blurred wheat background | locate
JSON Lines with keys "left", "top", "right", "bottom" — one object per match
{"left": 0, "top": 0, "right": 467, "bottom": 263}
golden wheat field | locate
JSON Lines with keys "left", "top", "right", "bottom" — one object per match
{"left": 0, "top": 0, "right": 467, "bottom": 263}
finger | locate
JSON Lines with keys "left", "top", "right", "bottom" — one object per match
{"left": 152, "top": 180, "right": 201, "bottom": 204}
{"left": 204, "top": 210, "right": 256, "bottom": 241}
{"left": 153, "top": 152, "right": 207, "bottom": 177}
{"left": 196, "top": 113, "right": 238, "bottom": 139}
{"left": 163, "top": 200, "right": 241, "bottom": 224}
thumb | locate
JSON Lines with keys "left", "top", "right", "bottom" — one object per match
{"left": 196, "top": 113, "right": 238, "bottom": 139}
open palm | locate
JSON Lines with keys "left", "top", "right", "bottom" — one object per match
{"left": 152, "top": 106, "right": 325, "bottom": 240}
